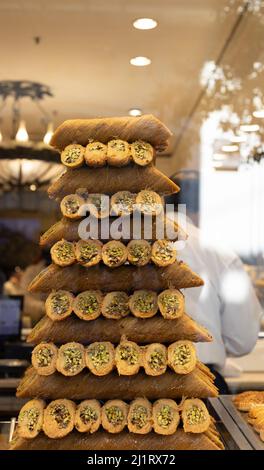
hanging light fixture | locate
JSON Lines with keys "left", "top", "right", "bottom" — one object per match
{"left": 43, "top": 122, "right": 54, "bottom": 145}
{"left": 15, "top": 120, "right": 29, "bottom": 142}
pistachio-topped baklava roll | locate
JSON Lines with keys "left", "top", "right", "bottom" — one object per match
{"left": 17, "top": 399, "right": 45, "bottom": 439}
{"left": 102, "top": 291, "right": 130, "bottom": 319}
{"left": 102, "top": 241, "right": 128, "bottom": 268}
{"left": 85, "top": 141, "right": 107, "bottom": 167}
{"left": 181, "top": 398, "right": 210, "bottom": 433}
{"left": 131, "top": 141, "right": 154, "bottom": 166}
{"left": 101, "top": 400, "right": 128, "bottom": 433}
{"left": 168, "top": 340, "right": 197, "bottom": 375}
{"left": 86, "top": 342, "right": 115, "bottom": 376}
{"left": 107, "top": 139, "right": 131, "bottom": 166}
{"left": 60, "top": 194, "right": 85, "bottom": 220}
{"left": 57, "top": 342, "right": 86, "bottom": 376}
{"left": 75, "top": 240, "right": 102, "bottom": 267}
{"left": 151, "top": 240, "right": 177, "bottom": 267}
{"left": 45, "top": 290, "right": 74, "bottom": 321}
{"left": 157, "top": 289, "right": 184, "bottom": 319}
{"left": 127, "top": 398, "right": 152, "bottom": 434}
{"left": 87, "top": 193, "right": 110, "bottom": 219}
{"left": 75, "top": 399, "right": 101, "bottom": 433}
{"left": 129, "top": 290, "right": 158, "bottom": 318}
{"left": 110, "top": 191, "right": 136, "bottom": 216}
{"left": 143, "top": 343, "right": 167, "bottom": 376}
{"left": 61, "top": 144, "right": 85, "bottom": 168}
{"left": 43, "top": 399, "right": 76, "bottom": 438}
{"left": 50, "top": 240, "right": 76, "bottom": 267}
{"left": 115, "top": 338, "right": 141, "bottom": 375}
{"left": 136, "top": 190, "right": 163, "bottom": 216}
{"left": 73, "top": 290, "right": 102, "bottom": 320}
{"left": 31, "top": 342, "right": 58, "bottom": 376}
{"left": 153, "top": 399, "right": 180, "bottom": 435}
{"left": 127, "top": 240, "right": 151, "bottom": 266}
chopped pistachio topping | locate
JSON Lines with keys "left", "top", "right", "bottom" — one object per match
{"left": 63, "top": 347, "right": 83, "bottom": 372}
{"left": 35, "top": 346, "right": 53, "bottom": 367}
{"left": 105, "top": 294, "right": 129, "bottom": 317}
{"left": 89, "top": 196, "right": 108, "bottom": 214}
{"left": 105, "top": 406, "right": 124, "bottom": 425}
{"left": 88, "top": 344, "right": 110, "bottom": 369}
{"left": 131, "top": 405, "right": 148, "bottom": 429}
{"left": 157, "top": 405, "right": 173, "bottom": 428}
{"left": 80, "top": 406, "right": 98, "bottom": 424}
{"left": 186, "top": 405, "right": 206, "bottom": 425}
{"left": 64, "top": 147, "right": 82, "bottom": 163}
{"left": 109, "top": 141, "right": 126, "bottom": 152}
{"left": 114, "top": 193, "right": 135, "bottom": 213}
{"left": 105, "top": 246, "right": 125, "bottom": 265}
{"left": 54, "top": 242, "right": 74, "bottom": 262}
{"left": 79, "top": 244, "right": 99, "bottom": 262}
{"left": 50, "top": 404, "right": 71, "bottom": 428}
{"left": 138, "top": 192, "right": 161, "bottom": 213}
{"left": 19, "top": 408, "right": 40, "bottom": 432}
{"left": 133, "top": 293, "right": 155, "bottom": 313}
{"left": 149, "top": 349, "right": 166, "bottom": 371}
{"left": 160, "top": 293, "right": 180, "bottom": 316}
{"left": 77, "top": 294, "right": 99, "bottom": 316}
{"left": 129, "top": 244, "right": 150, "bottom": 262}
{"left": 134, "top": 141, "right": 151, "bottom": 160}
{"left": 154, "top": 241, "right": 175, "bottom": 261}
{"left": 64, "top": 197, "right": 80, "bottom": 214}
{"left": 89, "top": 143, "right": 105, "bottom": 152}
{"left": 119, "top": 345, "right": 138, "bottom": 365}
{"left": 51, "top": 293, "right": 70, "bottom": 315}
{"left": 173, "top": 344, "right": 191, "bottom": 366}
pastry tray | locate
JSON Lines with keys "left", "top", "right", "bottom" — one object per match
{"left": 208, "top": 396, "right": 264, "bottom": 450}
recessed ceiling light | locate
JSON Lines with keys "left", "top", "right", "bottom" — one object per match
{"left": 229, "top": 134, "right": 247, "bottom": 143}
{"left": 239, "top": 124, "right": 259, "bottom": 132}
{"left": 133, "top": 18, "right": 157, "bottom": 30}
{"left": 129, "top": 108, "right": 142, "bottom": 117}
{"left": 213, "top": 153, "right": 228, "bottom": 161}
{"left": 253, "top": 109, "right": 264, "bottom": 118}
{"left": 130, "top": 56, "right": 151, "bottom": 66}
{"left": 222, "top": 144, "right": 239, "bottom": 152}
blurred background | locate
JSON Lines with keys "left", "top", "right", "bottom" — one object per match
{"left": 0, "top": 0, "right": 264, "bottom": 444}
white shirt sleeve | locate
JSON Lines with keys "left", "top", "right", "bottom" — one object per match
{"left": 220, "top": 256, "right": 262, "bottom": 357}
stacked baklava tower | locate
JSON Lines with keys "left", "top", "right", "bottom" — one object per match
{"left": 12, "top": 115, "right": 224, "bottom": 450}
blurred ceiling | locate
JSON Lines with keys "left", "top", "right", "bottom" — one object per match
{"left": 0, "top": 0, "right": 263, "bottom": 173}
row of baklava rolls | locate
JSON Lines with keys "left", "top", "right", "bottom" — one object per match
{"left": 31, "top": 339, "right": 197, "bottom": 377}
{"left": 45, "top": 289, "right": 184, "bottom": 322}
{"left": 61, "top": 140, "right": 154, "bottom": 169}
{"left": 51, "top": 239, "right": 177, "bottom": 268}
{"left": 61, "top": 189, "right": 164, "bottom": 219}
{"left": 17, "top": 397, "right": 210, "bottom": 439}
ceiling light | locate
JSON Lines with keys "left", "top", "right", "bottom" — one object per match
{"left": 213, "top": 153, "right": 228, "bottom": 160}
{"left": 133, "top": 18, "right": 157, "bottom": 30}
{"left": 239, "top": 124, "right": 260, "bottom": 132}
{"left": 129, "top": 108, "right": 142, "bottom": 117}
{"left": 130, "top": 56, "right": 151, "bottom": 67}
{"left": 29, "top": 184, "right": 37, "bottom": 191}
{"left": 229, "top": 134, "right": 247, "bottom": 143}
{"left": 253, "top": 109, "right": 264, "bottom": 118}
{"left": 0, "top": 130, "right": 2, "bottom": 142}
{"left": 43, "top": 122, "right": 54, "bottom": 145}
{"left": 213, "top": 161, "right": 224, "bottom": 168}
{"left": 15, "top": 120, "right": 29, "bottom": 142}
{"left": 222, "top": 144, "right": 239, "bottom": 152}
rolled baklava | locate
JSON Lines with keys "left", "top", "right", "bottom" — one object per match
{"left": 86, "top": 342, "right": 115, "bottom": 376}
{"left": 151, "top": 240, "right": 177, "bottom": 267}
{"left": 168, "top": 340, "right": 197, "bottom": 375}
{"left": 56, "top": 342, "right": 86, "bottom": 376}
{"left": 131, "top": 141, "right": 154, "bottom": 166}
{"left": 101, "top": 291, "right": 130, "bottom": 319}
{"left": 143, "top": 343, "right": 167, "bottom": 376}
{"left": 107, "top": 139, "right": 131, "bottom": 166}
{"left": 157, "top": 289, "right": 184, "bottom": 319}
{"left": 85, "top": 141, "right": 107, "bottom": 167}
{"left": 129, "top": 290, "right": 158, "bottom": 318}
{"left": 60, "top": 194, "right": 85, "bottom": 220}
{"left": 17, "top": 399, "right": 45, "bottom": 439}
{"left": 87, "top": 193, "right": 110, "bottom": 219}
{"left": 136, "top": 190, "right": 163, "bottom": 216}
{"left": 115, "top": 338, "right": 141, "bottom": 375}
{"left": 31, "top": 342, "right": 58, "bottom": 376}
{"left": 110, "top": 191, "right": 136, "bottom": 216}
{"left": 127, "top": 240, "right": 151, "bottom": 266}
{"left": 43, "top": 399, "right": 76, "bottom": 439}
{"left": 102, "top": 241, "right": 127, "bottom": 268}
{"left": 153, "top": 399, "right": 180, "bottom": 435}
{"left": 181, "top": 398, "right": 210, "bottom": 433}
{"left": 50, "top": 240, "right": 76, "bottom": 267}
{"left": 127, "top": 398, "right": 152, "bottom": 434}
{"left": 61, "top": 144, "right": 85, "bottom": 168}
{"left": 73, "top": 290, "right": 102, "bottom": 321}
{"left": 74, "top": 399, "right": 101, "bottom": 433}
{"left": 75, "top": 239, "right": 102, "bottom": 267}
{"left": 101, "top": 400, "right": 128, "bottom": 433}
{"left": 45, "top": 290, "right": 74, "bottom": 321}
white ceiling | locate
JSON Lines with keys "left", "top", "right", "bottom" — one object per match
{"left": 0, "top": 0, "right": 263, "bottom": 173}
